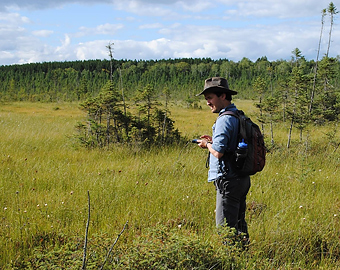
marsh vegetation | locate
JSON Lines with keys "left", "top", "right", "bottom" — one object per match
{"left": 1, "top": 101, "right": 340, "bottom": 269}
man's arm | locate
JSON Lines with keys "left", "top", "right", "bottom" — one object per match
{"left": 197, "top": 138, "right": 224, "bottom": 159}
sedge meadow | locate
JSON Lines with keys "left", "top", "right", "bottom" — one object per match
{"left": 1, "top": 101, "right": 340, "bottom": 269}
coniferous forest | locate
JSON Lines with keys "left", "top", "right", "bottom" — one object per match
{"left": 1, "top": 53, "right": 339, "bottom": 117}
{"left": 0, "top": 51, "right": 340, "bottom": 110}
{"left": 0, "top": 54, "right": 339, "bottom": 105}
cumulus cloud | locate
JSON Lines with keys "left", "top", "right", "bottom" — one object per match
{"left": 0, "top": 12, "right": 29, "bottom": 53}
{"left": 218, "top": 0, "right": 325, "bottom": 18}
{"left": 112, "top": 21, "right": 333, "bottom": 61}
{"left": 0, "top": 11, "right": 30, "bottom": 23}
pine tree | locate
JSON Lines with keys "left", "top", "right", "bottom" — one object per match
{"left": 134, "top": 84, "right": 160, "bottom": 144}
{"left": 287, "top": 49, "right": 310, "bottom": 148}
{"left": 287, "top": 66, "right": 309, "bottom": 147}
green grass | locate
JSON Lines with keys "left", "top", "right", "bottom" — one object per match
{"left": 1, "top": 101, "right": 340, "bottom": 269}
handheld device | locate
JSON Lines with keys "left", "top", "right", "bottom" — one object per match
{"left": 191, "top": 139, "right": 199, "bottom": 143}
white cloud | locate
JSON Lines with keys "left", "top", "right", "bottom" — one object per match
{"left": 0, "top": 11, "right": 30, "bottom": 23}
{"left": 32, "top": 30, "right": 54, "bottom": 37}
{"left": 76, "top": 40, "right": 113, "bottom": 60}
{"left": 0, "top": 11, "right": 35, "bottom": 54}
{"left": 112, "top": 0, "right": 180, "bottom": 18}
{"left": 76, "top": 23, "right": 124, "bottom": 37}
{"left": 112, "top": 22, "right": 331, "bottom": 61}
{"left": 0, "top": 51, "right": 14, "bottom": 63}
{"left": 74, "top": 38, "right": 175, "bottom": 61}
{"left": 218, "top": 0, "right": 325, "bottom": 18}
{"left": 56, "top": 34, "right": 71, "bottom": 53}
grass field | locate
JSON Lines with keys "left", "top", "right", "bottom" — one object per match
{"left": 1, "top": 101, "right": 340, "bottom": 269}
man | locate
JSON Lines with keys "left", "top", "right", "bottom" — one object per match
{"left": 195, "top": 77, "right": 251, "bottom": 241}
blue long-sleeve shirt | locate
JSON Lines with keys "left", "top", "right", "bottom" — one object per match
{"left": 208, "top": 104, "right": 239, "bottom": 182}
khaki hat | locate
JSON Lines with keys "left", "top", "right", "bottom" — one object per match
{"left": 196, "top": 77, "right": 237, "bottom": 96}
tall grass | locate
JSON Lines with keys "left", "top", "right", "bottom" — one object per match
{"left": 1, "top": 101, "right": 340, "bottom": 269}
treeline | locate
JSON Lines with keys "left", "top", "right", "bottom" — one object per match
{"left": 1, "top": 54, "right": 339, "bottom": 102}
{"left": 0, "top": 56, "right": 293, "bottom": 101}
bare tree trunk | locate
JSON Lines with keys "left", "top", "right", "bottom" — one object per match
{"left": 100, "top": 221, "right": 129, "bottom": 270}
{"left": 119, "top": 68, "right": 129, "bottom": 139}
{"left": 106, "top": 42, "right": 114, "bottom": 82}
{"left": 82, "top": 191, "right": 91, "bottom": 270}
{"left": 309, "top": 9, "right": 326, "bottom": 115}
{"left": 162, "top": 110, "right": 167, "bottom": 141}
{"left": 287, "top": 88, "right": 298, "bottom": 149}
{"left": 259, "top": 96, "right": 264, "bottom": 135}
{"left": 162, "top": 89, "right": 170, "bottom": 142}
{"left": 287, "top": 117, "right": 294, "bottom": 148}
{"left": 106, "top": 110, "right": 110, "bottom": 147}
{"left": 283, "top": 93, "right": 287, "bottom": 122}
{"left": 270, "top": 113, "right": 274, "bottom": 146}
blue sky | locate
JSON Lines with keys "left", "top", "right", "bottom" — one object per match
{"left": 0, "top": 0, "right": 338, "bottom": 65}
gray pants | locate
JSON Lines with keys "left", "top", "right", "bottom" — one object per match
{"left": 214, "top": 175, "right": 251, "bottom": 237}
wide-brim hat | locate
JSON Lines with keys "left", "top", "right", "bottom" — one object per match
{"left": 196, "top": 77, "right": 237, "bottom": 96}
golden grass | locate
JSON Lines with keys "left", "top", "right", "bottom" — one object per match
{"left": 1, "top": 101, "right": 340, "bottom": 269}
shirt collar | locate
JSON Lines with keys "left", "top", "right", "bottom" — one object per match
{"left": 219, "top": 104, "right": 235, "bottom": 115}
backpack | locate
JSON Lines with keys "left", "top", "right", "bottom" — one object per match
{"left": 219, "top": 110, "right": 266, "bottom": 176}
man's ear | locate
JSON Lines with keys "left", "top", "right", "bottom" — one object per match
{"left": 220, "top": 92, "right": 226, "bottom": 100}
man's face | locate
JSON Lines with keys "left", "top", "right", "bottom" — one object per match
{"left": 204, "top": 92, "right": 226, "bottom": 113}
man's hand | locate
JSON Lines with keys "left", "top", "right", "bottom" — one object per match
{"left": 196, "top": 135, "right": 212, "bottom": 148}
{"left": 198, "top": 135, "right": 223, "bottom": 159}
{"left": 200, "top": 135, "right": 212, "bottom": 141}
{"left": 197, "top": 139, "right": 209, "bottom": 148}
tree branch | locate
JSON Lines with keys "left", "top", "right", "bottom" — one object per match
{"left": 100, "top": 220, "right": 129, "bottom": 269}
{"left": 82, "top": 190, "right": 91, "bottom": 270}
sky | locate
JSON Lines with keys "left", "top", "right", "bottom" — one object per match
{"left": 0, "top": 0, "right": 339, "bottom": 66}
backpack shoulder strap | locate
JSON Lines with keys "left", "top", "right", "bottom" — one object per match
{"left": 218, "top": 110, "right": 239, "bottom": 119}
{"left": 218, "top": 110, "right": 247, "bottom": 139}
